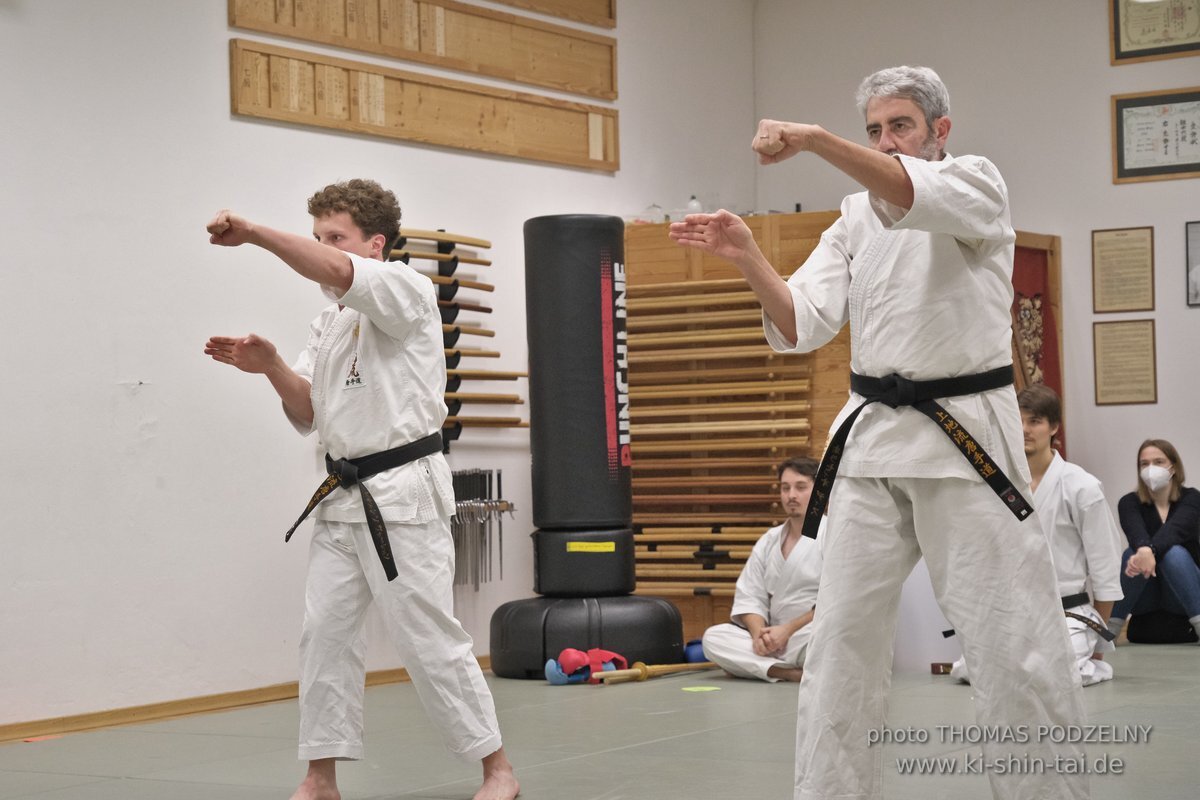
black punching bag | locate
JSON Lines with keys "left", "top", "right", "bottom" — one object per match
{"left": 524, "top": 215, "right": 631, "bottom": 529}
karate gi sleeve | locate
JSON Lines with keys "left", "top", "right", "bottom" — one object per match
{"left": 763, "top": 213, "right": 851, "bottom": 354}
{"left": 333, "top": 253, "right": 438, "bottom": 342}
{"left": 1077, "top": 481, "right": 1125, "bottom": 602}
{"left": 876, "top": 154, "right": 1012, "bottom": 246}
{"left": 283, "top": 312, "right": 326, "bottom": 436}
{"left": 730, "top": 537, "right": 772, "bottom": 622}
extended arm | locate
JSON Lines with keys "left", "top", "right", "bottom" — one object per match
{"left": 754, "top": 120, "right": 915, "bottom": 209}
{"left": 204, "top": 334, "right": 314, "bottom": 428}
{"left": 207, "top": 209, "right": 354, "bottom": 294}
{"left": 668, "top": 210, "right": 798, "bottom": 344}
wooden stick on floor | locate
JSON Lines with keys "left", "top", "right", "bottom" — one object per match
{"left": 598, "top": 661, "right": 716, "bottom": 685}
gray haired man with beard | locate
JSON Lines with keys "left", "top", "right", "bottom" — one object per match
{"left": 671, "top": 67, "right": 1087, "bottom": 800}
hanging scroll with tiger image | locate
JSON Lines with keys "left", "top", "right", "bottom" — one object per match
{"left": 1011, "top": 233, "right": 1066, "bottom": 455}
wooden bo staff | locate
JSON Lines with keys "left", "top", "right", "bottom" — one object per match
{"left": 626, "top": 308, "right": 762, "bottom": 331}
{"left": 447, "top": 369, "right": 527, "bottom": 380}
{"left": 633, "top": 585, "right": 737, "bottom": 598}
{"left": 390, "top": 250, "right": 492, "bottom": 266}
{"left": 445, "top": 392, "right": 524, "bottom": 404}
{"left": 397, "top": 228, "right": 492, "bottom": 249}
{"left": 633, "top": 512, "right": 785, "bottom": 524}
{"left": 626, "top": 277, "right": 746, "bottom": 296}
{"left": 442, "top": 323, "right": 495, "bottom": 338}
{"left": 629, "top": 401, "right": 811, "bottom": 419}
{"left": 444, "top": 348, "right": 501, "bottom": 358}
{"left": 438, "top": 299, "right": 493, "bottom": 314}
{"left": 598, "top": 661, "right": 715, "bottom": 685}
{"left": 423, "top": 274, "right": 494, "bottom": 292}
{"left": 444, "top": 416, "right": 530, "bottom": 428}
{"left": 630, "top": 436, "right": 809, "bottom": 454}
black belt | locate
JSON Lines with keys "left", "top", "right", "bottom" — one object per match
{"left": 943, "top": 593, "right": 1115, "bottom": 641}
{"left": 800, "top": 364, "right": 1032, "bottom": 540}
{"left": 1061, "top": 593, "right": 1116, "bottom": 641}
{"left": 284, "top": 432, "right": 443, "bottom": 581}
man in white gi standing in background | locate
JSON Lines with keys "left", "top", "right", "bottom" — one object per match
{"left": 204, "top": 179, "right": 518, "bottom": 800}
{"left": 702, "top": 456, "right": 823, "bottom": 683}
{"left": 670, "top": 67, "right": 1087, "bottom": 800}
{"left": 952, "top": 383, "right": 1124, "bottom": 686}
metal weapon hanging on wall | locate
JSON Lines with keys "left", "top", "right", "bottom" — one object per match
{"left": 450, "top": 468, "right": 513, "bottom": 590}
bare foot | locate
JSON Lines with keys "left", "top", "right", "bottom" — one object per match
{"left": 291, "top": 759, "right": 340, "bottom": 800}
{"left": 475, "top": 747, "right": 519, "bottom": 800}
{"left": 767, "top": 665, "right": 804, "bottom": 683}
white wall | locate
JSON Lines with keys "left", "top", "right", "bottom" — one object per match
{"left": 754, "top": 0, "right": 1200, "bottom": 514}
{"left": 0, "top": 0, "right": 756, "bottom": 725}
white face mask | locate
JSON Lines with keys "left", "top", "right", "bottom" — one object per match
{"left": 1140, "top": 464, "right": 1172, "bottom": 493}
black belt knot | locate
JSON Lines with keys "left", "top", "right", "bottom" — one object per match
{"left": 877, "top": 373, "right": 917, "bottom": 408}
{"left": 327, "top": 454, "right": 362, "bottom": 488}
{"left": 283, "top": 432, "right": 443, "bottom": 581}
{"left": 801, "top": 365, "right": 1032, "bottom": 540}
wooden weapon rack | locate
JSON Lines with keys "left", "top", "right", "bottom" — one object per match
{"left": 622, "top": 211, "right": 849, "bottom": 640}
{"left": 389, "top": 228, "right": 528, "bottom": 449}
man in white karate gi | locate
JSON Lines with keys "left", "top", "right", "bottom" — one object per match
{"left": 670, "top": 66, "right": 1087, "bottom": 800}
{"left": 204, "top": 179, "right": 518, "bottom": 800}
{"left": 702, "top": 456, "right": 823, "bottom": 682}
{"left": 951, "top": 383, "right": 1124, "bottom": 686}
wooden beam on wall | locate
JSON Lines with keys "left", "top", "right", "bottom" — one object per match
{"left": 230, "top": 38, "right": 620, "bottom": 172}
{"left": 230, "top": 0, "right": 618, "bottom": 99}
{"left": 488, "top": 0, "right": 616, "bottom": 28}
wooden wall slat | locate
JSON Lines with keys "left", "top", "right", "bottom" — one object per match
{"left": 229, "top": 39, "right": 619, "bottom": 171}
{"left": 489, "top": 0, "right": 615, "bottom": 28}
{"left": 230, "top": 0, "right": 617, "bottom": 99}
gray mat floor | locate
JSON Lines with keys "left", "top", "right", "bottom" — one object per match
{"left": 2, "top": 644, "right": 1197, "bottom": 799}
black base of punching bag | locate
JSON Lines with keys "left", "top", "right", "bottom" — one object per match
{"left": 489, "top": 596, "right": 684, "bottom": 679}
{"left": 532, "top": 528, "right": 635, "bottom": 597}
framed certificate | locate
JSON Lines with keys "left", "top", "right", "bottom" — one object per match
{"left": 1110, "top": 0, "right": 1200, "bottom": 65}
{"left": 1092, "top": 227, "right": 1154, "bottom": 312}
{"left": 1188, "top": 220, "right": 1200, "bottom": 307}
{"left": 1093, "top": 320, "right": 1157, "bottom": 406}
{"left": 1112, "top": 86, "right": 1200, "bottom": 183}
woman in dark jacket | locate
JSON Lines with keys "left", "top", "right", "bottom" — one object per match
{"left": 1107, "top": 439, "right": 1200, "bottom": 641}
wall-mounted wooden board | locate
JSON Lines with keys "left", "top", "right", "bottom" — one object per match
{"left": 229, "top": 39, "right": 619, "bottom": 171}
{"left": 229, "top": 0, "right": 617, "bottom": 100}
{"left": 489, "top": 0, "right": 615, "bottom": 28}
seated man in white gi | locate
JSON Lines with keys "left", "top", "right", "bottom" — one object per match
{"left": 702, "top": 456, "right": 823, "bottom": 683}
{"left": 951, "top": 384, "right": 1124, "bottom": 686}
{"left": 203, "top": 180, "right": 518, "bottom": 800}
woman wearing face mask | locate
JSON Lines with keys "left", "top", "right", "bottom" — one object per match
{"left": 1107, "top": 439, "right": 1200, "bottom": 642}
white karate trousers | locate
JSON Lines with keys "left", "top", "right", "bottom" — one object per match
{"left": 297, "top": 517, "right": 502, "bottom": 762}
{"left": 794, "top": 476, "right": 1088, "bottom": 800}
{"left": 950, "top": 602, "right": 1114, "bottom": 688}
{"left": 702, "top": 623, "right": 811, "bottom": 681}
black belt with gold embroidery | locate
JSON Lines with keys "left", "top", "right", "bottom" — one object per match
{"left": 801, "top": 365, "right": 1033, "bottom": 540}
{"left": 1061, "top": 593, "right": 1116, "bottom": 641}
{"left": 284, "top": 432, "right": 443, "bottom": 581}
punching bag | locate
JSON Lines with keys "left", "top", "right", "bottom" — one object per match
{"left": 524, "top": 214, "right": 631, "bottom": 529}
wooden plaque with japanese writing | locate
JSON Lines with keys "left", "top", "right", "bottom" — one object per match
{"left": 489, "top": 0, "right": 616, "bottom": 28}
{"left": 229, "top": 38, "right": 619, "bottom": 171}
{"left": 229, "top": 0, "right": 617, "bottom": 100}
